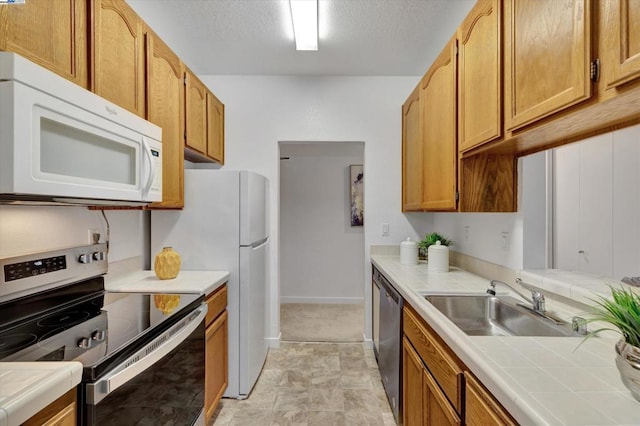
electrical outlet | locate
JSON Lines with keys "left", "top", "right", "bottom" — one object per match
{"left": 464, "top": 226, "right": 470, "bottom": 241}
{"left": 381, "top": 223, "right": 390, "bottom": 237}
{"left": 89, "top": 229, "right": 101, "bottom": 244}
{"left": 501, "top": 231, "right": 509, "bottom": 250}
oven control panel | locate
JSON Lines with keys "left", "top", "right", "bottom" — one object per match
{"left": 4, "top": 255, "right": 67, "bottom": 282}
{"left": 0, "top": 243, "right": 108, "bottom": 302}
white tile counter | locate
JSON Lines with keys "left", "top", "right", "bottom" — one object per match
{"left": 104, "top": 269, "right": 229, "bottom": 295}
{"left": 371, "top": 253, "right": 640, "bottom": 426}
{"left": 0, "top": 362, "right": 82, "bottom": 426}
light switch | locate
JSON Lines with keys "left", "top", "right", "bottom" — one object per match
{"left": 381, "top": 223, "right": 389, "bottom": 236}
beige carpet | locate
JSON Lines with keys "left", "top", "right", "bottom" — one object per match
{"left": 280, "top": 303, "right": 364, "bottom": 342}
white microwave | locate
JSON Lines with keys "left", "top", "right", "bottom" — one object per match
{"left": 0, "top": 52, "right": 162, "bottom": 206}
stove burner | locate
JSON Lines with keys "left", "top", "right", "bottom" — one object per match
{"left": 37, "top": 311, "right": 90, "bottom": 327}
{"left": 0, "top": 333, "right": 38, "bottom": 356}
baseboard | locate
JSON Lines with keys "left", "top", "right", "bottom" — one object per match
{"left": 267, "top": 332, "right": 281, "bottom": 348}
{"left": 361, "top": 336, "right": 373, "bottom": 349}
{"left": 280, "top": 296, "right": 364, "bottom": 304}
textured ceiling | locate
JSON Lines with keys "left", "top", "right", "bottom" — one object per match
{"left": 126, "top": 0, "right": 475, "bottom": 76}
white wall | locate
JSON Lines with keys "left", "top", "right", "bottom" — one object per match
{"left": 0, "top": 206, "right": 146, "bottom": 264}
{"left": 553, "top": 123, "right": 640, "bottom": 279}
{"left": 199, "top": 75, "right": 434, "bottom": 342}
{"left": 279, "top": 143, "right": 364, "bottom": 304}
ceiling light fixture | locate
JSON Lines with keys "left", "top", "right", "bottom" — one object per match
{"left": 289, "top": 0, "right": 318, "bottom": 51}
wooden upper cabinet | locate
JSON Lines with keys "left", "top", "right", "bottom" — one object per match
{"left": 421, "top": 37, "right": 458, "bottom": 211}
{"left": 458, "top": 0, "right": 501, "bottom": 152}
{"left": 146, "top": 32, "right": 185, "bottom": 209}
{"left": 91, "top": 0, "right": 145, "bottom": 117}
{"left": 0, "top": 0, "right": 88, "bottom": 88}
{"left": 402, "top": 86, "right": 423, "bottom": 212}
{"left": 602, "top": 0, "right": 640, "bottom": 89}
{"left": 185, "top": 68, "right": 208, "bottom": 156}
{"left": 207, "top": 92, "right": 225, "bottom": 164}
{"left": 504, "top": 0, "right": 591, "bottom": 131}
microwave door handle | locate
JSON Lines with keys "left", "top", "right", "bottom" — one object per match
{"left": 86, "top": 305, "right": 207, "bottom": 405}
{"left": 142, "top": 137, "right": 155, "bottom": 196}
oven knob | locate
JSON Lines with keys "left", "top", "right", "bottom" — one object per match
{"left": 78, "top": 253, "right": 92, "bottom": 264}
{"left": 78, "top": 337, "right": 92, "bottom": 348}
{"left": 92, "top": 330, "right": 106, "bottom": 342}
{"left": 92, "top": 251, "right": 106, "bottom": 261}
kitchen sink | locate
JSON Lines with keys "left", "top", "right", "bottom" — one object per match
{"left": 424, "top": 294, "right": 578, "bottom": 337}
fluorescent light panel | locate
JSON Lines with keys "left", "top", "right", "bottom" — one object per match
{"left": 289, "top": 0, "right": 318, "bottom": 51}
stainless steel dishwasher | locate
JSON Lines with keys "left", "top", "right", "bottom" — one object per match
{"left": 373, "top": 266, "right": 403, "bottom": 422}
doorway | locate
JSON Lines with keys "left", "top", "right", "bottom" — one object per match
{"left": 278, "top": 141, "right": 365, "bottom": 342}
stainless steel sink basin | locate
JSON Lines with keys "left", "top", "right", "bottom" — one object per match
{"left": 424, "top": 294, "right": 578, "bottom": 337}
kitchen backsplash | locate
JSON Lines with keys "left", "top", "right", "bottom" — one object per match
{"left": 0, "top": 206, "right": 146, "bottom": 263}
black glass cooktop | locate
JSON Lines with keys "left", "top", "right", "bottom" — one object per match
{"left": 0, "top": 277, "right": 203, "bottom": 379}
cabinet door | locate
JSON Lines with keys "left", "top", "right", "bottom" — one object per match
{"left": 207, "top": 92, "right": 225, "bottom": 164}
{"left": 205, "top": 310, "right": 228, "bottom": 424}
{"left": 185, "top": 69, "right": 208, "bottom": 155}
{"left": 421, "top": 37, "right": 457, "bottom": 211}
{"left": 0, "top": 0, "right": 88, "bottom": 88}
{"left": 465, "top": 372, "right": 516, "bottom": 426}
{"left": 403, "top": 337, "right": 424, "bottom": 426}
{"left": 423, "top": 368, "right": 461, "bottom": 426}
{"left": 504, "top": 0, "right": 591, "bottom": 131}
{"left": 146, "top": 32, "right": 185, "bottom": 209}
{"left": 458, "top": 0, "right": 501, "bottom": 152}
{"left": 402, "top": 86, "right": 424, "bottom": 211}
{"left": 23, "top": 389, "right": 76, "bottom": 426}
{"left": 91, "top": 0, "right": 145, "bottom": 117}
{"left": 603, "top": 0, "right": 640, "bottom": 88}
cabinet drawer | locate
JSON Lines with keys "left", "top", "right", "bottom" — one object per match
{"left": 205, "top": 284, "right": 227, "bottom": 326}
{"left": 403, "top": 305, "right": 464, "bottom": 413}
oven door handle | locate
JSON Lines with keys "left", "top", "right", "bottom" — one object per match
{"left": 86, "top": 304, "right": 207, "bottom": 405}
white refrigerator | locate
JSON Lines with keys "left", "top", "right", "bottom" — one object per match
{"left": 151, "top": 169, "right": 269, "bottom": 398}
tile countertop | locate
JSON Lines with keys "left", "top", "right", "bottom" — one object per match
{"left": 0, "top": 362, "right": 82, "bottom": 426}
{"left": 371, "top": 254, "right": 640, "bottom": 426}
{"left": 104, "top": 269, "right": 230, "bottom": 295}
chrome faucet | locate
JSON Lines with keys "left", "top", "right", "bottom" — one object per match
{"left": 487, "top": 278, "right": 561, "bottom": 323}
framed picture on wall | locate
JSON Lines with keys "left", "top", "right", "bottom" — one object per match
{"left": 350, "top": 164, "right": 363, "bottom": 226}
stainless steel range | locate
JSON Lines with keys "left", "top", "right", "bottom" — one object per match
{"left": 0, "top": 244, "right": 207, "bottom": 425}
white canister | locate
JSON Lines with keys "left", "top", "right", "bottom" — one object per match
{"left": 400, "top": 237, "right": 418, "bottom": 265}
{"left": 428, "top": 240, "right": 449, "bottom": 272}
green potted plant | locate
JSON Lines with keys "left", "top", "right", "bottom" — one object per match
{"left": 418, "top": 232, "right": 453, "bottom": 260}
{"left": 584, "top": 286, "right": 640, "bottom": 401}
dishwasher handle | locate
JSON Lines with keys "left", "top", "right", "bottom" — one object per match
{"left": 378, "top": 273, "right": 400, "bottom": 304}
{"left": 86, "top": 304, "right": 207, "bottom": 405}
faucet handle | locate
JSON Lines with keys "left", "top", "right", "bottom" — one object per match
{"left": 572, "top": 316, "right": 588, "bottom": 335}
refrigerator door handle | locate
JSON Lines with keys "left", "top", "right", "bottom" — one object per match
{"left": 242, "top": 237, "right": 269, "bottom": 249}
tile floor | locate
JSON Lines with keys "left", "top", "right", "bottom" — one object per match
{"left": 280, "top": 304, "right": 364, "bottom": 342}
{"left": 210, "top": 342, "right": 396, "bottom": 425}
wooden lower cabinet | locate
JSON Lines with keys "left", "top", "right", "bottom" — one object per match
{"left": 465, "top": 372, "right": 517, "bottom": 426}
{"left": 204, "top": 285, "right": 228, "bottom": 424}
{"left": 22, "top": 389, "right": 76, "bottom": 426}
{"left": 403, "top": 303, "right": 515, "bottom": 425}
{"left": 402, "top": 337, "right": 461, "bottom": 426}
